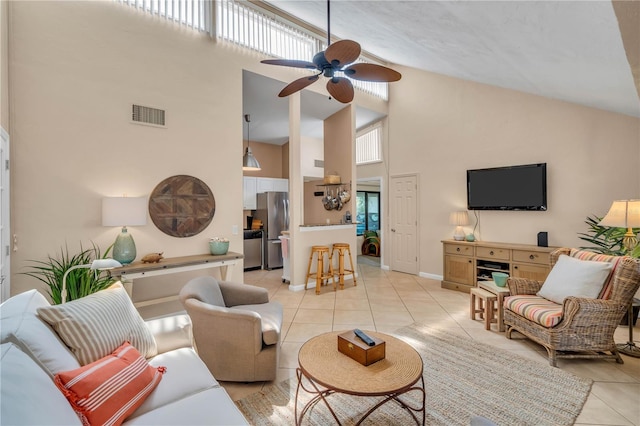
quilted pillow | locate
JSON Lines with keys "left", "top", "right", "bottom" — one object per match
{"left": 537, "top": 254, "right": 612, "bottom": 304}
{"left": 37, "top": 282, "right": 157, "bottom": 365}
{"left": 54, "top": 341, "right": 165, "bottom": 426}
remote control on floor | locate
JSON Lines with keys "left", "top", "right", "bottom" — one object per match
{"left": 354, "top": 329, "right": 375, "bottom": 346}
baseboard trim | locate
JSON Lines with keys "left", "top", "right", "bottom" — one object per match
{"left": 420, "top": 272, "right": 443, "bottom": 280}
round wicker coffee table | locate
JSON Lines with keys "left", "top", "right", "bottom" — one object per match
{"left": 295, "top": 331, "right": 425, "bottom": 425}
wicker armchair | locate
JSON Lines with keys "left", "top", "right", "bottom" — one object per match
{"left": 504, "top": 248, "right": 640, "bottom": 367}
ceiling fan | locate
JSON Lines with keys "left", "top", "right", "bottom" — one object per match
{"left": 260, "top": 0, "right": 401, "bottom": 103}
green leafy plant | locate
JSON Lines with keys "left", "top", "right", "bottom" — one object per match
{"left": 23, "top": 243, "right": 116, "bottom": 304}
{"left": 578, "top": 215, "right": 640, "bottom": 258}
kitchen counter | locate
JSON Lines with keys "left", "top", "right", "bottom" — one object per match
{"left": 300, "top": 223, "right": 356, "bottom": 232}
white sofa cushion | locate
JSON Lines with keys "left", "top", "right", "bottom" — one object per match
{"left": 37, "top": 282, "right": 157, "bottom": 365}
{"left": 0, "top": 343, "right": 82, "bottom": 426}
{"left": 123, "top": 387, "right": 248, "bottom": 426}
{"left": 0, "top": 289, "right": 80, "bottom": 375}
{"left": 537, "top": 254, "right": 612, "bottom": 304}
{"left": 128, "top": 347, "right": 220, "bottom": 420}
{"left": 145, "top": 313, "right": 192, "bottom": 354}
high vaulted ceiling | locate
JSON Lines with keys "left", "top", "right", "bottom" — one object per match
{"left": 261, "top": 0, "right": 640, "bottom": 118}
{"left": 245, "top": 0, "right": 640, "bottom": 143}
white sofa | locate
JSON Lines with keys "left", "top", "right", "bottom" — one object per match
{"left": 0, "top": 289, "right": 249, "bottom": 425}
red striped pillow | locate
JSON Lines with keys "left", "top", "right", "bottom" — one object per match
{"left": 54, "top": 341, "right": 165, "bottom": 426}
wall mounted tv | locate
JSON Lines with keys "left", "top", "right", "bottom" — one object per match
{"left": 467, "top": 163, "right": 547, "bottom": 211}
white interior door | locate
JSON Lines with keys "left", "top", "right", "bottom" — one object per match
{"left": 390, "top": 174, "right": 418, "bottom": 274}
{"left": 1, "top": 128, "right": 9, "bottom": 302}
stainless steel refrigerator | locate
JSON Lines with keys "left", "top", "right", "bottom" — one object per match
{"left": 254, "top": 192, "right": 289, "bottom": 270}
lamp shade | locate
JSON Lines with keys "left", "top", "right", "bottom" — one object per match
{"left": 102, "top": 197, "right": 148, "bottom": 226}
{"left": 449, "top": 211, "right": 470, "bottom": 226}
{"left": 242, "top": 146, "right": 261, "bottom": 171}
{"left": 599, "top": 200, "right": 640, "bottom": 228}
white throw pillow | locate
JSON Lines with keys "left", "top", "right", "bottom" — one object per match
{"left": 37, "top": 282, "right": 157, "bottom": 365}
{"left": 537, "top": 254, "right": 612, "bottom": 304}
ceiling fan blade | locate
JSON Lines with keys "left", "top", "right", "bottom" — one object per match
{"left": 261, "top": 59, "right": 317, "bottom": 70}
{"left": 278, "top": 75, "right": 320, "bottom": 97}
{"left": 325, "top": 40, "right": 361, "bottom": 67}
{"left": 343, "top": 63, "right": 402, "bottom": 82}
{"left": 326, "top": 77, "right": 354, "bottom": 103}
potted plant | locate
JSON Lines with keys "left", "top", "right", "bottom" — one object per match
{"left": 578, "top": 215, "right": 640, "bottom": 257}
{"left": 23, "top": 243, "right": 116, "bottom": 304}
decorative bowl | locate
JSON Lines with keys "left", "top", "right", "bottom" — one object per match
{"left": 491, "top": 272, "right": 509, "bottom": 287}
{"left": 209, "top": 239, "right": 229, "bottom": 255}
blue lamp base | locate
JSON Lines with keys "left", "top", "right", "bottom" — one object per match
{"left": 113, "top": 227, "right": 136, "bottom": 265}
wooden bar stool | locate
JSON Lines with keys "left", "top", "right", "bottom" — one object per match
{"left": 331, "top": 243, "right": 357, "bottom": 290}
{"left": 469, "top": 287, "right": 497, "bottom": 330}
{"left": 305, "top": 245, "right": 335, "bottom": 295}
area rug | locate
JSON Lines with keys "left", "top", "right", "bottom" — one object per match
{"left": 235, "top": 322, "right": 593, "bottom": 425}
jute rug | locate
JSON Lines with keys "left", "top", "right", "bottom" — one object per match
{"left": 235, "top": 322, "right": 593, "bottom": 425}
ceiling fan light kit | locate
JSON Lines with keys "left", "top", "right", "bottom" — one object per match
{"left": 260, "top": 0, "right": 401, "bottom": 103}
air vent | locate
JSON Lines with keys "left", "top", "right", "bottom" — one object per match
{"left": 132, "top": 104, "right": 166, "bottom": 127}
{"left": 314, "top": 159, "right": 324, "bottom": 168}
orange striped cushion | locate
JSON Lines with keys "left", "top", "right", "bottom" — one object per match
{"left": 569, "top": 249, "right": 623, "bottom": 299}
{"left": 54, "top": 342, "right": 165, "bottom": 426}
{"left": 504, "top": 295, "right": 564, "bottom": 328}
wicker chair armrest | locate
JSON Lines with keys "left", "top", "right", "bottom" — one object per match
{"left": 506, "top": 278, "right": 543, "bottom": 295}
{"left": 559, "top": 297, "right": 627, "bottom": 328}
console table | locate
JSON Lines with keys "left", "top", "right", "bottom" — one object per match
{"left": 442, "top": 240, "right": 555, "bottom": 293}
{"left": 112, "top": 252, "right": 243, "bottom": 308}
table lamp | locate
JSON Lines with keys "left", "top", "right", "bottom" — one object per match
{"left": 102, "top": 197, "right": 147, "bottom": 264}
{"left": 449, "top": 211, "right": 470, "bottom": 241}
{"left": 61, "top": 258, "right": 122, "bottom": 303}
{"left": 599, "top": 199, "right": 640, "bottom": 358}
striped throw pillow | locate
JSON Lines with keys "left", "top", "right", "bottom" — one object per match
{"left": 37, "top": 282, "right": 157, "bottom": 365}
{"left": 55, "top": 341, "right": 165, "bottom": 426}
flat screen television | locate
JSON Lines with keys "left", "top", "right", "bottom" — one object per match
{"left": 467, "top": 163, "right": 547, "bottom": 211}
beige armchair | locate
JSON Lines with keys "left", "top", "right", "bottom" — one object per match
{"left": 504, "top": 248, "right": 640, "bottom": 367}
{"left": 179, "top": 276, "right": 283, "bottom": 382}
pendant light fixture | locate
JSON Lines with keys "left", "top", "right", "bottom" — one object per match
{"left": 242, "top": 114, "right": 261, "bottom": 171}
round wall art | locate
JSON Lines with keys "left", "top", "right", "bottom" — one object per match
{"left": 148, "top": 175, "right": 215, "bottom": 238}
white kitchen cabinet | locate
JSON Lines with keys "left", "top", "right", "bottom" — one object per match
{"left": 244, "top": 177, "right": 288, "bottom": 210}
{"left": 256, "top": 178, "right": 288, "bottom": 193}
{"left": 256, "top": 177, "right": 275, "bottom": 193}
{"left": 243, "top": 177, "right": 257, "bottom": 210}
{"left": 272, "top": 178, "right": 289, "bottom": 192}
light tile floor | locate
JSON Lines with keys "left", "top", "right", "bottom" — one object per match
{"left": 221, "top": 261, "right": 640, "bottom": 426}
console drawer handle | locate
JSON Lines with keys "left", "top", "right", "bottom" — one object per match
{"left": 457, "top": 247, "right": 461, "bottom": 252}
{"left": 529, "top": 254, "right": 535, "bottom": 260}
{"left": 489, "top": 250, "right": 494, "bottom": 255}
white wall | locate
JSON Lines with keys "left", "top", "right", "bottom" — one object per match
{"left": 388, "top": 65, "right": 640, "bottom": 277}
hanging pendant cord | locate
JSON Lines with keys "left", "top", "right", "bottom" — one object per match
{"left": 327, "top": 0, "right": 331, "bottom": 46}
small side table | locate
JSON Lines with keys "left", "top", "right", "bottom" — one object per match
{"left": 477, "top": 280, "right": 511, "bottom": 332}
{"left": 296, "top": 331, "right": 425, "bottom": 425}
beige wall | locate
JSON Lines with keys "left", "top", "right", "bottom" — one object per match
{"left": 242, "top": 140, "right": 286, "bottom": 179}
{"left": 388, "top": 65, "right": 640, "bottom": 277}
{"left": 7, "top": 0, "right": 640, "bottom": 302}
{"left": 6, "top": 0, "right": 279, "bottom": 298}
{"left": 1, "top": 0, "right": 8, "bottom": 131}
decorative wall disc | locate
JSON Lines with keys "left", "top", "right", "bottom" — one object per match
{"left": 148, "top": 175, "right": 215, "bottom": 238}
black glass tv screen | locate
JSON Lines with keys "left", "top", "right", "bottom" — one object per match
{"left": 467, "top": 163, "right": 547, "bottom": 211}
